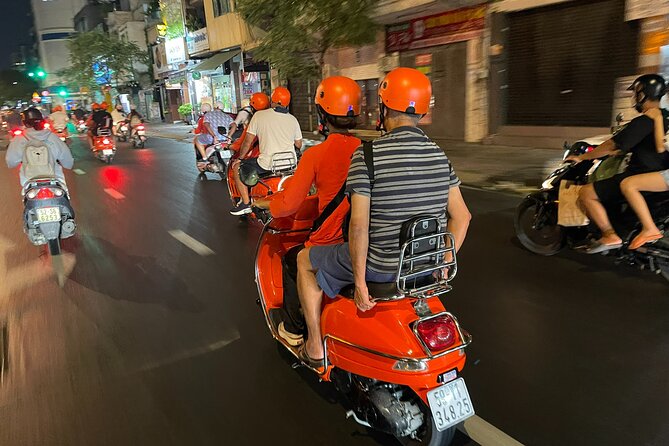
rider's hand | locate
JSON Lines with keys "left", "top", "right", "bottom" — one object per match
{"left": 354, "top": 284, "right": 376, "bottom": 312}
{"left": 254, "top": 198, "right": 271, "bottom": 209}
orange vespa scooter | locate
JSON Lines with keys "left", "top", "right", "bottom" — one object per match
{"left": 255, "top": 204, "right": 474, "bottom": 445}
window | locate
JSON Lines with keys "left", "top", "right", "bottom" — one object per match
{"left": 212, "top": 0, "right": 230, "bottom": 17}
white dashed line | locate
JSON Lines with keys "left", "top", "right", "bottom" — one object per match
{"left": 73, "top": 169, "right": 86, "bottom": 175}
{"left": 168, "top": 230, "right": 215, "bottom": 256}
{"left": 104, "top": 188, "right": 125, "bottom": 200}
{"left": 459, "top": 415, "right": 524, "bottom": 446}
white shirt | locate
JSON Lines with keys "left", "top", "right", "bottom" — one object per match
{"left": 234, "top": 108, "right": 252, "bottom": 126}
{"left": 50, "top": 111, "right": 69, "bottom": 130}
{"left": 247, "top": 108, "right": 302, "bottom": 170}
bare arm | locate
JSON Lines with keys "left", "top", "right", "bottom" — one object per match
{"left": 238, "top": 132, "right": 256, "bottom": 159}
{"left": 446, "top": 186, "right": 471, "bottom": 252}
{"left": 573, "top": 139, "right": 619, "bottom": 161}
{"left": 646, "top": 108, "right": 666, "bottom": 153}
{"left": 349, "top": 193, "right": 374, "bottom": 311}
{"left": 294, "top": 139, "right": 303, "bottom": 150}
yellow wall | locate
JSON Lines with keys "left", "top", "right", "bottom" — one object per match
{"left": 204, "top": 1, "right": 263, "bottom": 51}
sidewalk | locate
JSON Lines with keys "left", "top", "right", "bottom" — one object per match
{"left": 148, "top": 122, "right": 563, "bottom": 194}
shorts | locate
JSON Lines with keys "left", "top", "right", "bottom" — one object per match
{"left": 661, "top": 169, "right": 669, "bottom": 187}
{"left": 241, "top": 157, "right": 272, "bottom": 176}
{"left": 309, "top": 243, "right": 395, "bottom": 298}
{"left": 197, "top": 134, "right": 215, "bottom": 146}
{"left": 593, "top": 172, "right": 635, "bottom": 205}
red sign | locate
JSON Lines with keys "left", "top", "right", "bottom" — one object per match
{"left": 386, "top": 5, "right": 485, "bottom": 52}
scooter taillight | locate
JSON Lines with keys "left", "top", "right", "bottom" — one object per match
{"left": 137, "top": 125, "right": 145, "bottom": 130}
{"left": 13, "top": 130, "right": 22, "bottom": 136}
{"left": 415, "top": 315, "right": 457, "bottom": 352}
{"left": 27, "top": 188, "right": 61, "bottom": 200}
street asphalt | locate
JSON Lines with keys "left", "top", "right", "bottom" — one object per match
{"left": 0, "top": 132, "right": 666, "bottom": 446}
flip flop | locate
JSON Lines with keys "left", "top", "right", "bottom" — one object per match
{"left": 629, "top": 233, "right": 664, "bottom": 250}
{"left": 585, "top": 240, "right": 623, "bottom": 254}
{"left": 297, "top": 344, "right": 325, "bottom": 370}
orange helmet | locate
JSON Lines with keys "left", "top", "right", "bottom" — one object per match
{"left": 91, "top": 103, "right": 100, "bottom": 110}
{"left": 271, "top": 87, "right": 291, "bottom": 107}
{"left": 52, "top": 105, "right": 63, "bottom": 112}
{"left": 100, "top": 102, "right": 109, "bottom": 110}
{"left": 379, "top": 67, "right": 432, "bottom": 115}
{"left": 250, "top": 92, "right": 270, "bottom": 111}
{"left": 315, "top": 76, "right": 361, "bottom": 117}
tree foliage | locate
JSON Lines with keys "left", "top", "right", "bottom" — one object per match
{"left": 60, "top": 31, "right": 149, "bottom": 94}
{"left": 0, "top": 70, "right": 39, "bottom": 104}
{"left": 237, "top": 0, "right": 378, "bottom": 79}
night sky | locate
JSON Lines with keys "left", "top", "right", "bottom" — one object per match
{"left": 0, "top": 0, "right": 34, "bottom": 69}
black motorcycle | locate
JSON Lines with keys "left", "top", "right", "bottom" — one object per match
{"left": 515, "top": 141, "right": 669, "bottom": 282}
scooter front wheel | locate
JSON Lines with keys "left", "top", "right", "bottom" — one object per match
{"left": 514, "top": 197, "right": 564, "bottom": 256}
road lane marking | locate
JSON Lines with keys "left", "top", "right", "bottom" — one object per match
{"left": 168, "top": 230, "right": 215, "bottom": 256}
{"left": 104, "top": 188, "right": 125, "bottom": 200}
{"left": 459, "top": 415, "right": 524, "bottom": 446}
{"left": 73, "top": 169, "right": 86, "bottom": 175}
{"left": 137, "top": 334, "right": 240, "bottom": 372}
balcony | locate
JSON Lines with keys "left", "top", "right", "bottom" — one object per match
{"left": 375, "top": 0, "right": 482, "bottom": 24}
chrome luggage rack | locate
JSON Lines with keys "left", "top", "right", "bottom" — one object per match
{"left": 270, "top": 151, "right": 297, "bottom": 175}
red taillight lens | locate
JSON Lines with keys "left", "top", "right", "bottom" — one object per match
{"left": 137, "top": 125, "right": 145, "bottom": 130}
{"left": 44, "top": 123, "right": 50, "bottom": 129}
{"left": 35, "top": 188, "right": 55, "bottom": 199}
{"left": 416, "top": 315, "right": 457, "bottom": 352}
{"left": 13, "top": 130, "right": 22, "bottom": 136}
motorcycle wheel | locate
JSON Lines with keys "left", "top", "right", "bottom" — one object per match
{"left": 514, "top": 197, "right": 565, "bottom": 256}
{"left": 48, "top": 238, "right": 61, "bottom": 256}
{"left": 397, "top": 404, "right": 455, "bottom": 446}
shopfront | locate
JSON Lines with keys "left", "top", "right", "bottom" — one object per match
{"left": 386, "top": 4, "right": 486, "bottom": 140}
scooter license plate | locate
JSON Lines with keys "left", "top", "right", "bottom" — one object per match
{"left": 426, "top": 378, "right": 475, "bottom": 431}
{"left": 102, "top": 149, "right": 114, "bottom": 156}
{"left": 137, "top": 131, "right": 145, "bottom": 136}
{"left": 36, "top": 207, "right": 61, "bottom": 223}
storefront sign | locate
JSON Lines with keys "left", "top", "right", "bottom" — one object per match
{"left": 386, "top": 4, "right": 485, "bottom": 52}
{"left": 187, "top": 28, "right": 209, "bottom": 56}
{"left": 625, "top": 0, "right": 669, "bottom": 21}
{"left": 153, "top": 42, "right": 171, "bottom": 76}
{"left": 166, "top": 38, "right": 187, "bottom": 65}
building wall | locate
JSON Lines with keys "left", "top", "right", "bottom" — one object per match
{"left": 31, "top": 0, "right": 87, "bottom": 84}
{"left": 203, "top": 1, "right": 259, "bottom": 52}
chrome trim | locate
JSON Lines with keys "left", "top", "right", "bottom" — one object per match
{"left": 411, "top": 311, "right": 472, "bottom": 359}
{"left": 271, "top": 151, "right": 297, "bottom": 175}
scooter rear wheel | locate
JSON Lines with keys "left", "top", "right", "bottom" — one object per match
{"left": 397, "top": 404, "right": 455, "bottom": 446}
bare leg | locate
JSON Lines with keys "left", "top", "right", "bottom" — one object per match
{"left": 297, "top": 248, "right": 324, "bottom": 360}
{"left": 578, "top": 183, "right": 622, "bottom": 244}
{"left": 194, "top": 139, "right": 208, "bottom": 160}
{"left": 621, "top": 173, "right": 668, "bottom": 235}
{"left": 232, "top": 160, "right": 251, "bottom": 205}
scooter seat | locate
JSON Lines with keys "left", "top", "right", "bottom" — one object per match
{"left": 339, "top": 282, "right": 401, "bottom": 300}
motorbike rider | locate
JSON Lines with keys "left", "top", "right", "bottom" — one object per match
{"left": 127, "top": 105, "right": 144, "bottom": 137}
{"left": 196, "top": 101, "right": 234, "bottom": 155}
{"left": 568, "top": 74, "right": 669, "bottom": 253}
{"left": 294, "top": 67, "right": 472, "bottom": 367}
{"left": 229, "top": 92, "right": 270, "bottom": 141}
{"left": 71, "top": 105, "right": 86, "bottom": 123}
{"left": 49, "top": 106, "right": 69, "bottom": 133}
{"left": 230, "top": 86, "right": 302, "bottom": 216}
{"left": 254, "top": 77, "right": 363, "bottom": 345}
{"left": 194, "top": 102, "right": 213, "bottom": 163}
{"left": 111, "top": 104, "right": 127, "bottom": 136}
{"left": 87, "top": 102, "right": 113, "bottom": 150}
{"left": 5, "top": 107, "right": 74, "bottom": 189}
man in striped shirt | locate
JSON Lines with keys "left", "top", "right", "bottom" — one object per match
{"left": 295, "top": 68, "right": 472, "bottom": 368}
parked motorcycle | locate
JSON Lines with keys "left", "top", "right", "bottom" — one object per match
{"left": 92, "top": 130, "right": 116, "bottom": 164}
{"left": 515, "top": 141, "right": 669, "bottom": 282}
{"left": 131, "top": 123, "right": 147, "bottom": 148}
{"left": 23, "top": 178, "right": 76, "bottom": 257}
{"left": 255, "top": 208, "right": 474, "bottom": 445}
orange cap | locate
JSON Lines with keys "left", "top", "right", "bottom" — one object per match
{"left": 250, "top": 92, "right": 270, "bottom": 111}
{"left": 271, "top": 87, "right": 291, "bottom": 106}
{"left": 315, "top": 76, "right": 361, "bottom": 117}
{"left": 100, "top": 102, "right": 109, "bottom": 110}
{"left": 92, "top": 103, "right": 100, "bottom": 110}
{"left": 379, "top": 67, "right": 432, "bottom": 115}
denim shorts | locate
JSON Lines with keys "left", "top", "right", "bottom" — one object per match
{"left": 661, "top": 169, "right": 669, "bottom": 187}
{"left": 309, "top": 243, "right": 395, "bottom": 298}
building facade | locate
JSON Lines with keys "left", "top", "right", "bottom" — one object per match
{"left": 31, "top": 0, "right": 87, "bottom": 85}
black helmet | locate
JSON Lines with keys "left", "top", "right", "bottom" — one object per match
{"left": 21, "top": 107, "right": 45, "bottom": 130}
{"left": 627, "top": 74, "right": 667, "bottom": 112}
{"left": 239, "top": 162, "right": 259, "bottom": 187}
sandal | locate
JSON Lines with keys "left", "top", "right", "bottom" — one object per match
{"left": 297, "top": 344, "right": 325, "bottom": 369}
{"left": 629, "top": 233, "right": 663, "bottom": 250}
{"left": 585, "top": 240, "right": 623, "bottom": 254}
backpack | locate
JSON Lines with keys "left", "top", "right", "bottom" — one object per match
{"left": 22, "top": 135, "right": 55, "bottom": 181}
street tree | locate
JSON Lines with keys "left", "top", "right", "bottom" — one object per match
{"left": 60, "top": 31, "right": 149, "bottom": 96}
{"left": 0, "top": 70, "right": 39, "bottom": 104}
{"left": 237, "top": 0, "right": 378, "bottom": 79}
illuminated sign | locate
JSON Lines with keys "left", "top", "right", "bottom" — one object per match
{"left": 166, "top": 38, "right": 186, "bottom": 65}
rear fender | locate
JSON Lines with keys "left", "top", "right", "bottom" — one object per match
{"left": 39, "top": 222, "right": 61, "bottom": 240}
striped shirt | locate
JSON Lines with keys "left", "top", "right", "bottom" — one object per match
{"left": 346, "top": 126, "right": 460, "bottom": 274}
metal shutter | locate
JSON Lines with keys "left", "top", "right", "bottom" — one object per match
{"left": 507, "top": 0, "right": 639, "bottom": 127}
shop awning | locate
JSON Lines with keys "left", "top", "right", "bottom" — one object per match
{"left": 195, "top": 50, "right": 240, "bottom": 73}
